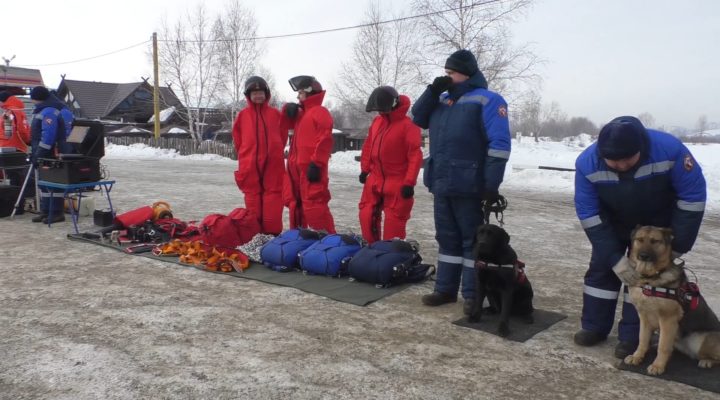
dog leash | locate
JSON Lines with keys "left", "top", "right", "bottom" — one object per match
{"left": 482, "top": 195, "right": 508, "bottom": 226}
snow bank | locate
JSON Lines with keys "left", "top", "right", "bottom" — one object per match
{"left": 104, "top": 138, "right": 720, "bottom": 211}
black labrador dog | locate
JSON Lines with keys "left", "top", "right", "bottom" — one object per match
{"left": 469, "top": 224, "right": 534, "bottom": 337}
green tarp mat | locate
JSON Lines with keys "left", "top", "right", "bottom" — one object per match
{"left": 67, "top": 234, "right": 417, "bottom": 306}
{"left": 453, "top": 309, "right": 567, "bottom": 342}
{"left": 617, "top": 347, "right": 720, "bottom": 394}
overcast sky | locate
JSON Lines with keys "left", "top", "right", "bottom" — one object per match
{"left": 1, "top": 0, "right": 717, "bottom": 129}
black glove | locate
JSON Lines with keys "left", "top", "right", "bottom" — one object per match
{"left": 285, "top": 103, "right": 300, "bottom": 119}
{"left": 429, "top": 76, "right": 453, "bottom": 96}
{"left": 359, "top": 172, "right": 368, "bottom": 184}
{"left": 29, "top": 151, "right": 40, "bottom": 167}
{"left": 401, "top": 185, "right": 414, "bottom": 199}
{"left": 307, "top": 162, "right": 321, "bottom": 183}
{"left": 482, "top": 190, "right": 500, "bottom": 203}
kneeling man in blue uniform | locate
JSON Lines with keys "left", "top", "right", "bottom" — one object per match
{"left": 574, "top": 116, "right": 706, "bottom": 358}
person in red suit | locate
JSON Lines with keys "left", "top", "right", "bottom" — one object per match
{"left": 231, "top": 76, "right": 287, "bottom": 235}
{"left": 358, "top": 86, "right": 423, "bottom": 243}
{"left": 282, "top": 75, "right": 335, "bottom": 233}
{"left": 0, "top": 91, "right": 30, "bottom": 153}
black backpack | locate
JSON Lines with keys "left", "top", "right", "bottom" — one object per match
{"left": 348, "top": 239, "right": 434, "bottom": 288}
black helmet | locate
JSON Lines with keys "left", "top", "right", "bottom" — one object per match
{"left": 244, "top": 76, "right": 270, "bottom": 97}
{"left": 365, "top": 86, "right": 399, "bottom": 113}
{"left": 289, "top": 75, "right": 322, "bottom": 94}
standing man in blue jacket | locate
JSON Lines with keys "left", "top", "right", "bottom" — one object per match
{"left": 574, "top": 116, "right": 706, "bottom": 358}
{"left": 413, "top": 49, "right": 511, "bottom": 313}
{"left": 29, "top": 86, "right": 70, "bottom": 223}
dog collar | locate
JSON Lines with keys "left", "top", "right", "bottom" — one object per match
{"left": 476, "top": 261, "right": 515, "bottom": 269}
{"left": 476, "top": 260, "right": 527, "bottom": 284}
{"left": 641, "top": 285, "right": 678, "bottom": 299}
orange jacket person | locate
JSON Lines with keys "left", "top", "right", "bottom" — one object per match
{"left": 0, "top": 91, "right": 30, "bottom": 153}
{"left": 231, "top": 76, "right": 288, "bottom": 235}
{"left": 359, "top": 86, "right": 423, "bottom": 243}
{"left": 283, "top": 76, "right": 335, "bottom": 233}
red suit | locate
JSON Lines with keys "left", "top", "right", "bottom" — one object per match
{"left": 0, "top": 95, "right": 30, "bottom": 153}
{"left": 358, "top": 95, "right": 423, "bottom": 243}
{"left": 284, "top": 91, "right": 336, "bottom": 233}
{"left": 232, "top": 95, "right": 287, "bottom": 235}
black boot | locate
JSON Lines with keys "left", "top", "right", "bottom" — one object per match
{"left": 463, "top": 298, "right": 476, "bottom": 315}
{"left": 43, "top": 214, "right": 66, "bottom": 223}
{"left": 32, "top": 213, "right": 48, "bottom": 223}
{"left": 614, "top": 341, "right": 638, "bottom": 359}
{"left": 573, "top": 329, "right": 607, "bottom": 346}
{"left": 421, "top": 292, "right": 457, "bottom": 306}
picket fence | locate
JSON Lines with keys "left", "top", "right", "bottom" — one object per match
{"left": 106, "top": 137, "right": 238, "bottom": 160}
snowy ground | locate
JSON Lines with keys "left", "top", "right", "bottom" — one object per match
{"left": 1, "top": 138, "right": 719, "bottom": 399}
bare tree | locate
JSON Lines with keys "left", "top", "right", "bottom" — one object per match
{"left": 637, "top": 112, "right": 656, "bottom": 128}
{"left": 511, "top": 91, "right": 569, "bottom": 140}
{"left": 412, "top": 0, "right": 541, "bottom": 98}
{"left": 696, "top": 114, "right": 708, "bottom": 136}
{"left": 213, "top": 0, "right": 262, "bottom": 117}
{"left": 567, "top": 116, "right": 598, "bottom": 137}
{"left": 158, "top": 3, "right": 222, "bottom": 142}
{"left": 333, "top": 1, "right": 425, "bottom": 129}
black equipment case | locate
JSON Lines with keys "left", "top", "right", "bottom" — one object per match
{"left": 38, "top": 157, "right": 101, "bottom": 184}
{"left": 0, "top": 152, "right": 29, "bottom": 168}
{"left": 36, "top": 118, "right": 105, "bottom": 184}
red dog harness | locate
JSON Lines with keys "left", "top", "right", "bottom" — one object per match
{"left": 476, "top": 260, "right": 527, "bottom": 284}
{"left": 641, "top": 282, "right": 701, "bottom": 311}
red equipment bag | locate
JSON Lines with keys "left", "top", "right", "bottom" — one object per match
{"left": 114, "top": 206, "right": 154, "bottom": 228}
{"left": 199, "top": 208, "right": 260, "bottom": 249}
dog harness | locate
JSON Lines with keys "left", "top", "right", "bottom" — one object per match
{"left": 475, "top": 260, "right": 527, "bottom": 284}
{"left": 641, "top": 282, "right": 700, "bottom": 311}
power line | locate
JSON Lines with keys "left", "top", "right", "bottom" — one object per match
{"left": 17, "top": 39, "right": 151, "bottom": 67}
{"left": 160, "top": 0, "right": 505, "bottom": 42}
{"left": 13, "top": 0, "right": 506, "bottom": 67}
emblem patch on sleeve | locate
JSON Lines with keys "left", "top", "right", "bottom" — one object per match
{"left": 44, "top": 118, "right": 53, "bottom": 125}
{"left": 683, "top": 154, "right": 694, "bottom": 171}
{"left": 498, "top": 105, "right": 508, "bottom": 118}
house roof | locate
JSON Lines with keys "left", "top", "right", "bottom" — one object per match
{"left": 0, "top": 66, "right": 44, "bottom": 90}
{"left": 159, "top": 125, "right": 188, "bottom": 134}
{"left": 58, "top": 79, "right": 183, "bottom": 120}
{"left": 106, "top": 125, "right": 152, "bottom": 137}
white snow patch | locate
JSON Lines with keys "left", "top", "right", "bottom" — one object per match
{"left": 104, "top": 136, "right": 720, "bottom": 211}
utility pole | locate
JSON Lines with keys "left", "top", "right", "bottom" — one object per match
{"left": 152, "top": 33, "right": 161, "bottom": 139}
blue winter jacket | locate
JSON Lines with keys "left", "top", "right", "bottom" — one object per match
{"left": 575, "top": 129, "right": 706, "bottom": 267}
{"left": 412, "top": 72, "right": 511, "bottom": 197}
{"left": 30, "top": 97, "right": 69, "bottom": 162}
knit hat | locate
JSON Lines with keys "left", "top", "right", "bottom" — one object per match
{"left": 30, "top": 86, "right": 50, "bottom": 101}
{"left": 0, "top": 91, "right": 10, "bottom": 102}
{"left": 597, "top": 116, "right": 646, "bottom": 160}
{"left": 444, "top": 49, "right": 479, "bottom": 77}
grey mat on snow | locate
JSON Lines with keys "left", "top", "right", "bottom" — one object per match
{"left": 67, "top": 234, "right": 415, "bottom": 307}
{"left": 453, "top": 309, "right": 567, "bottom": 342}
{"left": 616, "top": 348, "right": 720, "bottom": 394}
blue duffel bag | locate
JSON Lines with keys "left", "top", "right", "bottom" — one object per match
{"left": 348, "top": 239, "right": 435, "bottom": 287}
{"left": 299, "top": 234, "right": 363, "bottom": 277}
{"left": 260, "top": 229, "right": 323, "bottom": 272}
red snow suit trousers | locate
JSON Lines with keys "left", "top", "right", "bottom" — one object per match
{"left": 358, "top": 175, "right": 413, "bottom": 243}
{"left": 235, "top": 171, "right": 283, "bottom": 235}
{"left": 284, "top": 161, "right": 336, "bottom": 234}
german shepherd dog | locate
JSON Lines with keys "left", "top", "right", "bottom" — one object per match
{"left": 469, "top": 224, "right": 534, "bottom": 337}
{"left": 624, "top": 226, "right": 720, "bottom": 375}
